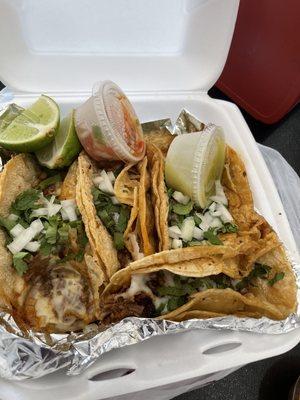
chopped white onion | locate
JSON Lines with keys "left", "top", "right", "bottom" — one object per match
{"left": 48, "top": 203, "right": 62, "bottom": 217}
{"left": 32, "top": 194, "right": 62, "bottom": 218}
{"left": 63, "top": 206, "right": 77, "bottom": 222}
{"left": 217, "top": 203, "right": 233, "bottom": 223}
{"left": 168, "top": 225, "right": 182, "bottom": 239}
{"left": 193, "top": 226, "right": 204, "bottom": 240}
{"left": 7, "top": 219, "right": 43, "bottom": 254}
{"left": 61, "top": 199, "right": 76, "bottom": 208}
{"left": 153, "top": 297, "right": 168, "bottom": 312}
{"left": 10, "top": 224, "right": 25, "bottom": 237}
{"left": 199, "top": 212, "right": 214, "bottom": 231}
{"left": 31, "top": 207, "right": 49, "bottom": 218}
{"left": 172, "top": 238, "right": 183, "bottom": 249}
{"left": 107, "top": 171, "right": 116, "bottom": 184}
{"left": 172, "top": 191, "right": 190, "bottom": 205}
{"left": 30, "top": 219, "right": 44, "bottom": 235}
{"left": 99, "top": 170, "right": 115, "bottom": 195}
{"left": 208, "top": 202, "right": 222, "bottom": 217}
{"left": 113, "top": 212, "right": 119, "bottom": 224}
{"left": 210, "top": 180, "right": 228, "bottom": 206}
{"left": 208, "top": 202, "right": 217, "bottom": 212}
{"left": 111, "top": 196, "right": 120, "bottom": 205}
{"left": 61, "top": 199, "right": 77, "bottom": 222}
{"left": 93, "top": 176, "right": 104, "bottom": 186}
{"left": 49, "top": 195, "right": 55, "bottom": 204}
{"left": 181, "top": 217, "right": 195, "bottom": 242}
{"left": 209, "top": 208, "right": 222, "bottom": 217}
{"left": 46, "top": 195, "right": 62, "bottom": 217}
{"left": 210, "top": 218, "right": 223, "bottom": 229}
{"left": 25, "top": 241, "right": 41, "bottom": 252}
{"left": 8, "top": 214, "right": 18, "bottom": 222}
{"left": 60, "top": 208, "right": 69, "bottom": 221}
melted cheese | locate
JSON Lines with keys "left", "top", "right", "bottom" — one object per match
{"left": 30, "top": 265, "right": 88, "bottom": 330}
{"left": 51, "top": 270, "right": 86, "bottom": 321}
{"left": 128, "top": 233, "right": 144, "bottom": 261}
{"left": 122, "top": 274, "right": 153, "bottom": 299}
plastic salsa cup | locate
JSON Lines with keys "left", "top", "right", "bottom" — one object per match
{"left": 74, "top": 80, "right": 145, "bottom": 162}
{"left": 165, "top": 124, "right": 226, "bottom": 208}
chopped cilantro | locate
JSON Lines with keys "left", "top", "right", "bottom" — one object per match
{"left": 167, "top": 188, "right": 174, "bottom": 198}
{"left": 155, "top": 302, "right": 167, "bottom": 316}
{"left": 13, "top": 252, "right": 29, "bottom": 275}
{"left": 114, "top": 232, "right": 125, "bottom": 250}
{"left": 38, "top": 174, "right": 61, "bottom": 190}
{"left": 236, "top": 263, "right": 272, "bottom": 291}
{"left": 75, "top": 250, "right": 85, "bottom": 262}
{"left": 0, "top": 216, "right": 17, "bottom": 232}
{"left": 116, "top": 207, "right": 130, "bottom": 233}
{"left": 222, "top": 223, "right": 238, "bottom": 233}
{"left": 194, "top": 214, "right": 202, "bottom": 226}
{"left": 77, "top": 223, "right": 88, "bottom": 251}
{"left": 44, "top": 222, "right": 58, "bottom": 244}
{"left": 268, "top": 272, "right": 285, "bottom": 286}
{"left": 203, "top": 229, "right": 223, "bottom": 245}
{"left": 93, "top": 186, "right": 131, "bottom": 247}
{"left": 167, "top": 296, "right": 186, "bottom": 312}
{"left": 213, "top": 274, "right": 233, "bottom": 289}
{"left": 198, "top": 277, "right": 215, "bottom": 289}
{"left": 252, "top": 263, "right": 272, "bottom": 278}
{"left": 157, "top": 286, "right": 188, "bottom": 297}
{"left": 10, "top": 189, "right": 40, "bottom": 212}
{"left": 168, "top": 212, "right": 185, "bottom": 228}
{"left": 58, "top": 223, "right": 69, "bottom": 244}
{"left": 172, "top": 201, "right": 194, "bottom": 216}
{"left": 39, "top": 239, "right": 52, "bottom": 257}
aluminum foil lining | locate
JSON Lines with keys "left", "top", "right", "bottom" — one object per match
{"left": 0, "top": 101, "right": 299, "bottom": 380}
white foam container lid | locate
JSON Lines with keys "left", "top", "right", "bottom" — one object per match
{"left": 0, "top": 1, "right": 299, "bottom": 399}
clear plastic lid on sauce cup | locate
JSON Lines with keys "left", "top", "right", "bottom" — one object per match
{"left": 165, "top": 125, "right": 226, "bottom": 209}
{"left": 74, "top": 80, "right": 145, "bottom": 162}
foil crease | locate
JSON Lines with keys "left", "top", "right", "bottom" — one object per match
{"left": 0, "top": 104, "right": 299, "bottom": 380}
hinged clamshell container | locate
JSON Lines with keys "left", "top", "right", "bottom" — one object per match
{"left": 0, "top": 1, "right": 299, "bottom": 399}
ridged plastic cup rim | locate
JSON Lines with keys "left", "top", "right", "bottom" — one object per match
{"left": 191, "top": 124, "right": 225, "bottom": 207}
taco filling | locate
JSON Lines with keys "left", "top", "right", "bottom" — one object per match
{"left": 101, "top": 262, "right": 285, "bottom": 323}
{"left": 0, "top": 174, "right": 88, "bottom": 274}
{"left": 92, "top": 167, "right": 132, "bottom": 254}
{"left": 167, "top": 180, "right": 237, "bottom": 249}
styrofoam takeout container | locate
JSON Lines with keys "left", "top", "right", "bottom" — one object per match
{"left": 0, "top": 0, "right": 299, "bottom": 399}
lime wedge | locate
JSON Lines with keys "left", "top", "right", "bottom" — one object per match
{"left": 0, "top": 104, "right": 24, "bottom": 133}
{"left": 0, "top": 95, "right": 59, "bottom": 152}
{"left": 35, "top": 110, "right": 81, "bottom": 169}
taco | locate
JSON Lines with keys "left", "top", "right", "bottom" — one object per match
{"left": 147, "top": 142, "right": 275, "bottom": 261}
{"left": 0, "top": 154, "right": 104, "bottom": 332}
{"left": 100, "top": 238, "right": 297, "bottom": 323}
{"left": 77, "top": 152, "right": 156, "bottom": 282}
